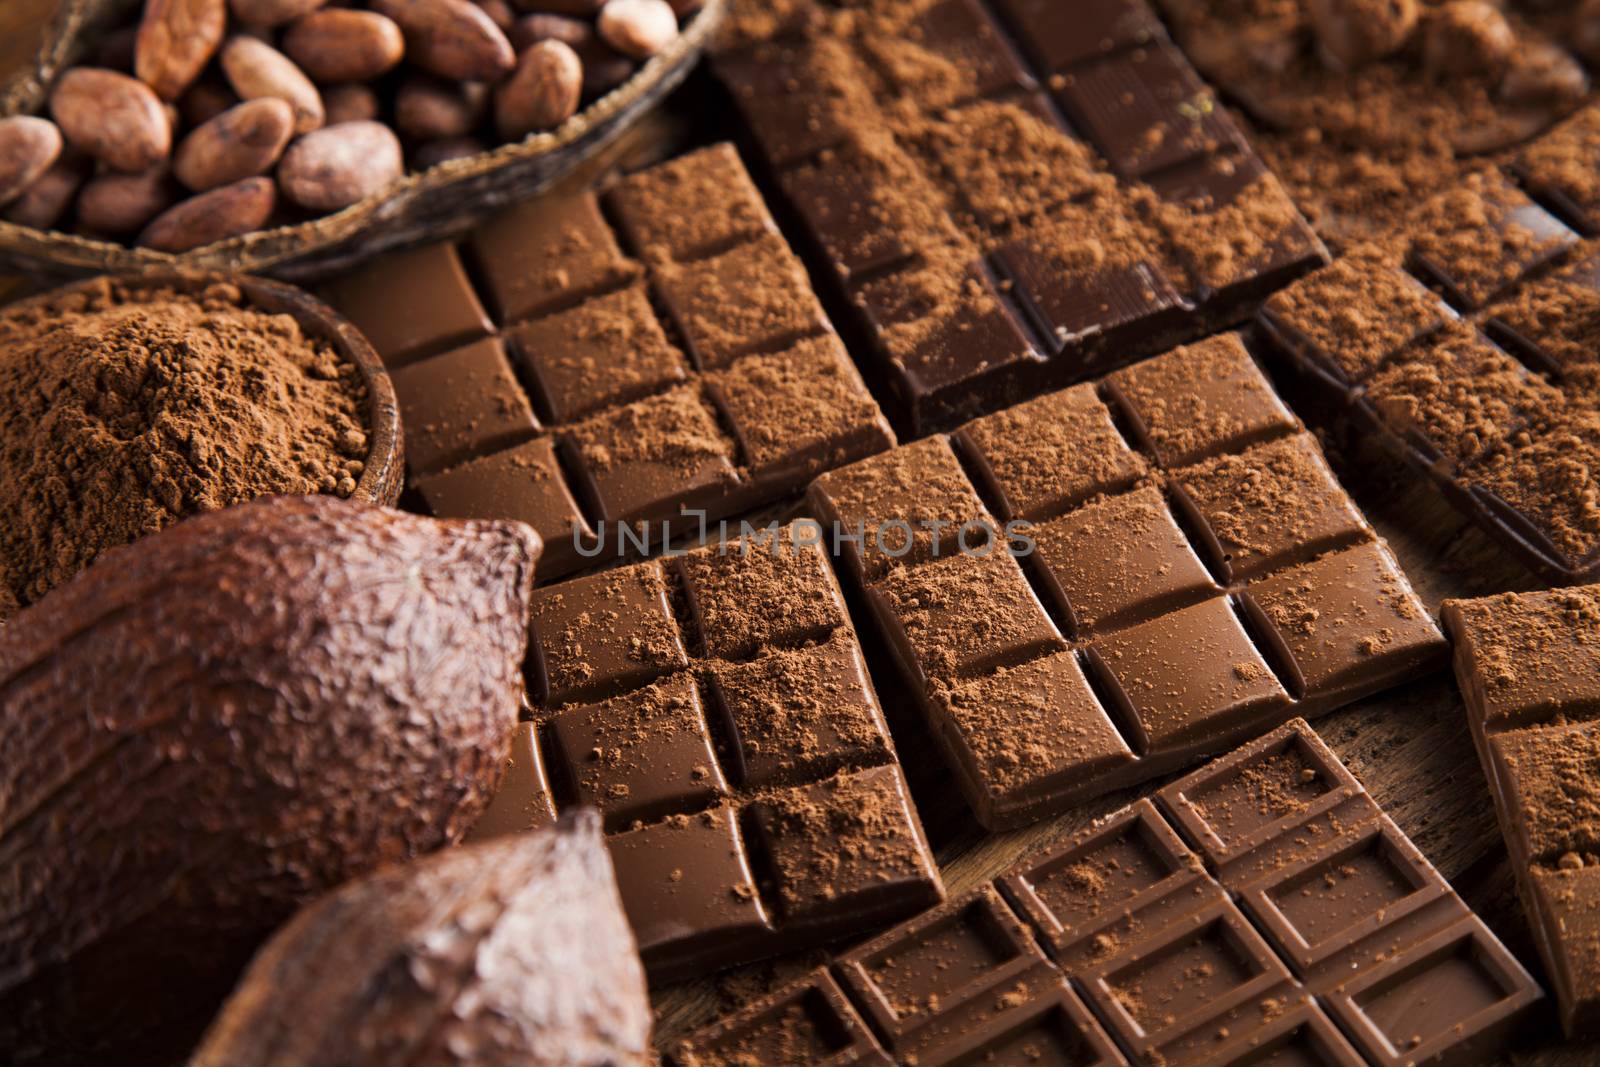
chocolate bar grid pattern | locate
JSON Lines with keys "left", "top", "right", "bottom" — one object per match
{"left": 1444, "top": 587, "right": 1600, "bottom": 1035}
{"left": 668, "top": 720, "right": 1542, "bottom": 1067}
{"left": 714, "top": 0, "right": 1326, "bottom": 433}
{"left": 1259, "top": 107, "right": 1600, "bottom": 585}
{"left": 326, "top": 144, "right": 892, "bottom": 580}
{"left": 513, "top": 526, "right": 941, "bottom": 982}
{"left": 806, "top": 333, "right": 1445, "bottom": 830}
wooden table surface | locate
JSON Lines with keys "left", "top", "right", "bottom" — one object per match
{"left": 1, "top": 6, "right": 1595, "bottom": 1062}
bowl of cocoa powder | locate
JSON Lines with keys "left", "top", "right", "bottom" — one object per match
{"left": 0, "top": 270, "right": 401, "bottom": 616}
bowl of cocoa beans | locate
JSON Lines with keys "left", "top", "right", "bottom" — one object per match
{"left": 0, "top": 0, "right": 721, "bottom": 281}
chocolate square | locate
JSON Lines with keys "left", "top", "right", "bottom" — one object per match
{"left": 326, "top": 242, "right": 492, "bottom": 366}
{"left": 561, "top": 386, "right": 740, "bottom": 525}
{"left": 654, "top": 233, "right": 830, "bottom": 369}
{"left": 991, "top": 0, "right": 1162, "bottom": 73}
{"left": 466, "top": 722, "right": 558, "bottom": 841}
{"left": 529, "top": 561, "right": 688, "bottom": 707}
{"left": 388, "top": 337, "right": 539, "bottom": 477}
{"left": 413, "top": 437, "right": 592, "bottom": 576}
{"left": 744, "top": 764, "right": 940, "bottom": 929}
{"left": 713, "top": 38, "right": 857, "bottom": 168}
{"left": 1172, "top": 434, "right": 1371, "bottom": 582}
{"left": 676, "top": 535, "right": 847, "bottom": 661}
{"left": 1106, "top": 334, "right": 1297, "bottom": 468}
{"left": 1032, "top": 485, "right": 1219, "bottom": 636}
{"left": 1408, "top": 173, "right": 1579, "bottom": 311}
{"left": 468, "top": 191, "right": 637, "bottom": 323}
{"left": 1514, "top": 107, "right": 1600, "bottom": 236}
{"left": 506, "top": 286, "right": 688, "bottom": 423}
{"left": 1086, "top": 597, "right": 1290, "bottom": 754}
{"left": 955, "top": 383, "right": 1147, "bottom": 522}
{"left": 705, "top": 632, "right": 891, "bottom": 789}
{"left": 874, "top": 0, "right": 1034, "bottom": 106}
{"left": 808, "top": 435, "right": 993, "bottom": 582}
{"left": 1053, "top": 42, "right": 1238, "bottom": 177}
{"left": 606, "top": 143, "right": 774, "bottom": 262}
{"left": 546, "top": 673, "right": 728, "bottom": 828}
{"left": 709, "top": 335, "right": 893, "bottom": 486}
{"left": 1484, "top": 253, "right": 1600, "bottom": 377}
{"left": 871, "top": 549, "right": 1064, "bottom": 684}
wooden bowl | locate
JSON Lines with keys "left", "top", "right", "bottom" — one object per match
{"left": 0, "top": 0, "right": 725, "bottom": 283}
{"left": 13, "top": 270, "right": 404, "bottom": 505}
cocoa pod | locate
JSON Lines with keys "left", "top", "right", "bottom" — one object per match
{"left": 277, "top": 121, "right": 403, "bottom": 210}
{"left": 228, "top": 0, "right": 325, "bottom": 27}
{"left": 220, "top": 35, "right": 325, "bottom": 134}
{"left": 0, "top": 496, "right": 539, "bottom": 1066}
{"left": 395, "top": 76, "right": 488, "bottom": 140}
{"left": 135, "top": 0, "right": 228, "bottom": 100}
{"left": 322, "top": 83, "right": 382, "bottom": 124}
{"left": 77, "top": 167, "right": 178, "bottom": 233}
{"left": 188, "top": 813, "right": 651, "bottom": 1067}
{"left": 597, "top": 0, "right": 678, "bottom": 59}
{"left": 173, "top": 98, "right": 295, "bottom": 191}
{"left": 372, "top": 0, "right": 517, "bottom": 81}
{"left": 138, "top": 175, "right": 276, "bottom": 250}
{"left": 1, "top": 155, "right": 88, "bottom": 229}
{"left": 283, "top": 9, "right": 406, "bottom": 83}
{"left": 496, "top": 39, "right": 581, "bottom": 138}
{"left": 0, "top": 116, "right": 63, "bottom": 206}
{"left": 49, "top": 68, "right": 172, "bottom": 173}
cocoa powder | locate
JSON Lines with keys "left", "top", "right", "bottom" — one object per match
{"left": 0, "top": 278, "right": 369, "bottom": 611}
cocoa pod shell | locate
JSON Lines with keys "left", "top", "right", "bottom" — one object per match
{"left": 174, "top": 97, "right": 295, "bottom": 191}
{"left": 135, "top": 0, "right": 228, "bottom": 100}
{"left": 188, "top": 812, "right": 651, "bottom": 1067}
{"left": 49, "top": 67, "right": 172, "bottom": 173}
{"left": 0, "top": 496, "right": 540, "bottom": 1066}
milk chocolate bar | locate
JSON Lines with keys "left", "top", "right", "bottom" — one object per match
{"left": 1258, "top": 127, "right": 1600, "bottom": 584}
{"left": 667, "top": 720, "right": 1542, "bottom": 1067}
{"left": 806, "top": 334, "right": 1445, "bottom": 829}
{"left": 713, "top": 0, "right": 1326, "bottom": 433}
{"left": 471, "top": 523, "right": 942, "bottom": 982}
{"left": 1443, "top": 585, "right": 1600, "bottom": 1035}
{"left": 327, "top": 144, "right": 893, "bottom": 579}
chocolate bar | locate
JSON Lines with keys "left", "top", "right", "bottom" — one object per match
{"left": 666, "top": 720, "right": 1543, "bottom": 1067}
{"left": 470, "top": 522, "right": 942, "bottom": 982}
{"left": 1257, "top": 130, "right": 1600, "bottom": 584}
{"left": 806, "top": 333, "right": 1445, "bottom": 829}
{"left": 1443, "top": 585, "right": 1600, "bottom": 1035}
{"left": 712, "top": 0, "right": 1326, "bottom": 433}
{"left": 326, "top": 144, "right": 893, "bottom": 579}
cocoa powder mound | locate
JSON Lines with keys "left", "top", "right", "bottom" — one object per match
{"left": 0, "top": 278, "right": 370, "bottom": 611}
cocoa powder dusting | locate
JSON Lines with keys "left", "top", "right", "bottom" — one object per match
{"left": 0, "top": 279, "right": 369, "bottom": 611}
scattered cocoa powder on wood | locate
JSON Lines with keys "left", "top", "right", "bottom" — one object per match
{"left": 0, "top": 277, "right": 369, "bottom": 612}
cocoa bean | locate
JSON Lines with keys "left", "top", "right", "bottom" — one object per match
{"left": 220, "top": 35, "right": 325, "bottom": 134}
{"left": 496, "top": 38, "right": 581, "bottom": 138}
{"left": 138, "top": 175, "right": 276, "bottom": 250}
{"left": 283, "top": 9, "right": 406, "bottom": 83}
{"left": 323, "top": 83, "right": 382, "bottom": 124}
{"left": 277, "top": 120, "right": 403, "bottom": 210}
{"left": 228, "top": 0, "right": 326, "bottom": 27}
{"left": 372, "top": 0, "right": 517, "bottom": 81}
{"left": 135, "top": 0, "right": 227, "bottom": 100}
{"left": 173, "top": 98, "right": 295, "bottom": 191}
{"left": 77, "top": 167, "right": 178, "bottom": 234}
{"left": 596, "top": 0, "right": 678, "bottom": 59}
{"left": 1, "top": 155, "right": 88, "bottom": 229}
{"left": 395, "top": 76, "right": 488, "bottom": 140}
{"left": 0, "top": 116, "right": 63, "bottom": 206}
{"left": 49, "top": 68, "right": 172, "bottom": 173}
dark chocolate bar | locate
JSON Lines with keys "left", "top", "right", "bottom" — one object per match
{"left": 326, "top": 144, "right": 894, "bottom": 579}
{"left": 806, "top": 333, "right": 1445, "bottom": 829}
{"left": 1257, "top": 141, "right": 1600, "bottom": 584}
{"left": 667, "top": 720, "right": 1542, "bottom": 1067}
{"left": 713, "top": 0, "right": 1327, "bottom": 433}
{"left": 470, "top": 522, "right": 942, "bottom": 982}
{"left": 1443, "top": 586, "right": 1600, "bottom": 1035}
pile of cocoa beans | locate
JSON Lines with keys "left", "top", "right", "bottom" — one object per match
{"left": 0, "top": 0, "right": 696, "bottom": 252}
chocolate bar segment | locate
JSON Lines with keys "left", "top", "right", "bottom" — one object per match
{"left": 1256, "top": 118, "right": 1600, "bottom": 584}
{"left": 809, "top": 335, "right": 1444, "bottom": 829}
{"left": 713, "top": 0, "right": 1325, "bottom": 433}
{"left": 1444, "top": 585, "right": 1600, "bottom": 1034}
{"left": 667, "top": 721, "right": 1539, "bottom": 1067}
{"left": 328, "top": 144, "right": 893, "bottom": 580}
{"left": 480, "top": 524, "right": 941, "bottom": 981}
